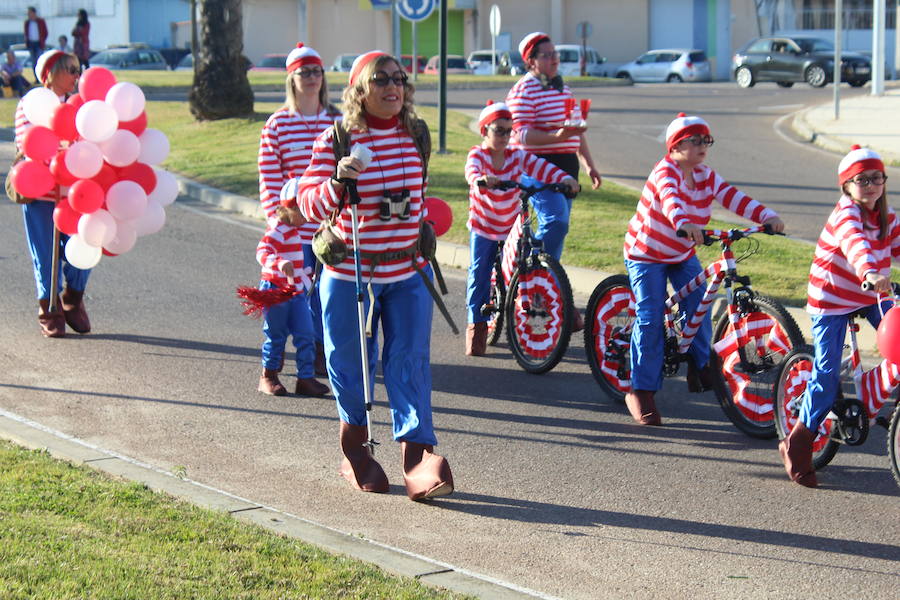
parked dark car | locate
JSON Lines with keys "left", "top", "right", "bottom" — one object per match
{"left": 90, "top": 47, "right": 168, "bottom": 70}
{"left": 732, "top": 36, "right": 871, "bottom": 88}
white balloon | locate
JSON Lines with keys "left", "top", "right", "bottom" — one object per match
{"left": 134, "top": 199, "right": 166, "bottom": 237}
{"left": 99, "top": 129, "right": 141, "bottom": 167}
{"left": 64, "top": 140, "right": 103, "bottom": 179}
{"left": 75, "top": 100, "right": 119, "bottom": 143}
{"left": 77, "top": 208, "right": 117, "bottom": 247}
{"left": 22, "top": 87, "right": 60, "bottom": 128}
{"left": 105, "top": 82, "right": 146, "bottom": 122}
{"left": 149, "top": 168, "right": 178, "bottom": 207}
{"left": 138, "top": 128, "right": 169, "bottom": 165}
{"left": 106, "top": 180, "right": 147, "bottom": 221}
{"left": 64, "top": 234, "right": 102, "bottom": 269}
{"left": 105, "top": 219, "right": 137, "bottom": 254}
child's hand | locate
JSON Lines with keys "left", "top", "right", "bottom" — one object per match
{"left": 280, "top": 261, "right": 294, "bottom": 279}
{"left": 562, "top": 177, "right": 580, "bottom": 195}
{"left": 763, "top": 216, "right": 785, "bottom": 234}
{"left": 482, "top": 176, "right": 500, "bottom": 189}
{"left": 679, "top": 223, "right": 705, "bottom": 245}
{"left": 865, "top": 272, "right": 891, "bottom": 295}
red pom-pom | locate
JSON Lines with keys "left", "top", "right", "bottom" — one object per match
{"left": 485, "top": 99, "right": 494, "bottom": 106}
{"left": 296, "top": 42, "right": 304, "bottom": 49}
{"left": 677, "top": 112, "right": 687, "bottom": 118}
{"left": 850, "top": 144, "right": 861, "bottom": 151}
{"left": 236, "top": 285, "right": 299, "bottom": 318}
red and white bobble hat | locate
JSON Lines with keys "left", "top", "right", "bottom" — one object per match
{"left": 349, "top": 50, "right": 388, "bottom": 86}
{"left": 518, "top": 32, "right": 550, "bottom": 61}
{"left": 35, "top": 49, "right": 66, "bottom": 85}
{"left": 665, "top": 112, "right": 710, "bottom": 151}
{"left": 478, "top": 100, "right": 512, "bottom": 134}
{"left": 839, "top": 145, "right": 885, "bottom": 186}
{"left": 285, "top": 43, "right": 322, "bottom": 73}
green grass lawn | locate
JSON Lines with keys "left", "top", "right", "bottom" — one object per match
{"left": 0, "top": 440, "right": 471, "bottom": 600}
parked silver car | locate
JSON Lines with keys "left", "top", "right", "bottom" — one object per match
{"left": 616, "top": 49, "right": 711, "bottom": 83}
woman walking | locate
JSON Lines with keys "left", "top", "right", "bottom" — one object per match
{"left": 71, "top": 9, "right": 90, "bottom": 70}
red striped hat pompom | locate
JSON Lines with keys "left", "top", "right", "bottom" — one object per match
{"left": 478, "top": 100, "right": 512, "bottom": 132}
{"left": 839, "top": 145, "right": 884, "bottom": 186}
{"left": 285, "top": 42, "right": 322, "bottom": 73}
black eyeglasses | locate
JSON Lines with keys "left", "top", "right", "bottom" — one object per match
{"left": 535, "top": 51, "right": 559, "bottom": 60}
{"left": 488, "top": 125, "right": 512, "bottom": 137}
{"left": 685, "top": 135, "right": 714, "bottom": 147}
{"left": 848, "top": 174, "right": 887, "bottom": 187}
{"left": 294, "top": 67, "right": 323, "bottom": 79}
{"left": 370, "top": 71, "right": 408, "bottom": 87}
{"left": 64, "top": 66, "right": 80, "bottom": 75}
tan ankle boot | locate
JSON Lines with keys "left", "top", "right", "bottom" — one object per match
{"left": 258, "top": 368, "right": 287, "bottom": 396}
{"left": 38, "top": 299, "right": 65, "bottom": 338}
{"left": 625, "top": 389, "right": 662, "bottom": 425}
{"left": 295, "top": 377, "right": 330, "bottom": 397}
{"left": 339, "top": 422, "right": 389, "bottom": 493}
{"left": 778, "top": 421, "right": 818, "bottom": 487}
{"left": 61, "top": 288, "right": 91, "bottom": 334}
{"left": 465, "top": 322, "right": 488, "bottom": 356}
{"left": 401, "top": 440, "right": 454, "bottom": 501}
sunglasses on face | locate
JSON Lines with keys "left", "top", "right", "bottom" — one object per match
{"left": 685, "top": 135, "right": 714, "bottom": 147}
{"left": 63, "top": 66, "right": 80, "bottom": 75}
{"left": 370, "top": 71, "right": 408, "bottom": 87}
{"left": 534, "top": 51, "right": 559, "bottom": 60}
{"left": 488, "top": 125, "right": 512, "bottom": 137}
{"left": 294, "top": 67, "right": 323, "bottom": 79}
{"left": 848, "top": 174, "right": 887, "bottom": 187}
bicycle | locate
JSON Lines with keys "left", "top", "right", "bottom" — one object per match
{"left": 774, "top": 285, "right": 900, "bottom": 487}
{"left": 584, "top": 225, "right": 805, "bottom": 438}
{"left": 477, "top": 176, "right": 576, "bottom": 374}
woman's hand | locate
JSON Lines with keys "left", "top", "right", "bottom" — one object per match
{"left": 763, "top": 216, "right": 785, "bottom": 234}
{"left": 585, "top": 166, "right": 601, "bottom": 190}
{"left": 336, "top": 156, "right": 364, "bottom": 181}
{"left": 865, "top": 272, "right": 891, "bottom": 295}
{"left": 553, "top": 127, "right": 583, "bottom": 141}
{"left": 280, "top": 261, "right": 294, "bottom": 279}
{"left": 679, "top": 223, "right": 705, "bottom": 245}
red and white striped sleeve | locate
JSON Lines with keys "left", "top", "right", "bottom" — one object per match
{"left": 709, "top": 169, "right": 776, "bottom": 224}
{"left": 257, "top": 112, "right": 284, "bottom": 219}
{"left": 519, "top": 150, "right": 569, "bottom": 184}
{"left": 298, "top": 126, "right": 342, "bottom": 225}
{"left": 464, "top": 145, "right": 488, "bottom": 187}
{"left": 257, "top": 220, "right": 306, "bottom": 290}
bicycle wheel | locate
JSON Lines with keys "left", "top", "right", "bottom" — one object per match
{"left": 485, "top": 263, "right": 506, "bottom": 346}
{"left": 710, "top": 290, "right": 805, "bottom": 439}
{"left": 584, "top": 274, "right": 634, "bottom": 403}
{"left": 773, "top": 345, "right": 840, "bottom": 470}
{"left": 505, "top": 252, "right": 574, "bottom": 374}
{"left": 889, "top": 403, "right": 900, "bottom": 488}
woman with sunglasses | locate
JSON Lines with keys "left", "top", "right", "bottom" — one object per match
{"left": 297, "top": 51, "right": 453, "bottom": 501}
{"left": 256, "top": 43, "right": 338, "bottom": 397}
{"left": 13, "top": 49, "right": 89, "bottom": 338}
{"left": 463, "top": 100, "right": 578, "bottom": 356}
{"left": 622, "top": 113, "right": 784, "bottom": 426}
{"left": 779, "top": 146, "right": 896, "bottom": 487}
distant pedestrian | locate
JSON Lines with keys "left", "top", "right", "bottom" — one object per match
{"left": 57, "top": 35, "right": 71, "bottom": 53}
{"left": 2, "top": 50, "right": 30, "bottom": 97}
{"left": 23, "top": 6, "right": 48, "bottom": 78}
{"left": 71, "top": 9, "right": 90, "bottom": 69}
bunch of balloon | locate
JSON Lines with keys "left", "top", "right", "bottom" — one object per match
{"left": 8, "top": 66, "right": 177, "bottom": 270}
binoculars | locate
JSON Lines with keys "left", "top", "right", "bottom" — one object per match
{"left": 379, "top": 189, "right": 411, "bottom": 221}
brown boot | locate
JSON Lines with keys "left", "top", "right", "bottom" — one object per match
{"left": 38, "top": 299, "right": 66, "bottom": 338}
{"left": 465, "top": 322, "right": 488, "bottom": 356}
{"left": 314, "top": 342, "right": 328, "bottom": 376}
{"left": 258, "top": 368, "right": 287, "bottom": 396}
{"left": 686, "top": 357, "right": 714, "bottom": 393}
{"left": 571, "top": 309, "right": 584, "bottom": 333}
{"left": 295, "top": 377, "right": 330, "bottom": 397}
{"left": 339, "top": 422, "right": 389, "bottom": 493}
{"left": 60, "top": 288, "right": 91, "bottom": 334}
{"left": 624, "top": 389, "right": 662, "bottom": 426}
{"left": 778, "top": 421, "right": 818, "bottom": 488}
{"left": 401, "top": 440, "right": 454, "bottom": 501}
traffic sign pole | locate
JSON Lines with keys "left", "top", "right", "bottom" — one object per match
{"left": 489, "top": 5, "right": 501, "bottom": 75}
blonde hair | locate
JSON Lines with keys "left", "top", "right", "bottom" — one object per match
{"left": 44, "top": 52, "right": 79, "bottom": 89}
{"left": 340, "top": 54, "right": 418, "bottom": 135}
{"left": 284, "top": 67, "right": 331, "bottom": 115}
{"left": 275, "top": 204, "right": 301, "bottom": 225}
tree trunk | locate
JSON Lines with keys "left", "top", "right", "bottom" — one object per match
{"left": 188, "top": 0, "right": 253, "bottom": 121}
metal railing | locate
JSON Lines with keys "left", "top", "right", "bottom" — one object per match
{"left": 799, "top": 7, "right": 896, "bottom": 30}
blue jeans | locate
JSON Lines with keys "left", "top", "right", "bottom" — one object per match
{"left": 260, "top": 280, "right": 315, "bottom": 378}
{"left": 23, "top": 201, "right": 90, "bottom": 300}
{"left": 302, "top": 244, "right": 323, "bottom": 344}
{"left": 625, "top": 256, "right": 711, "bottom": 391}
{"left": 466, "top": 232, "right": 501, "bottom": 323}
{"left": 530, "top": 185, "right": 571, "bottom": 262}
{"left": 319, "top": 267, "right": 436, "bottom": 445}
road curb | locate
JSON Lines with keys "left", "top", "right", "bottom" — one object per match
{"left": 0, "top": 408, "right": 555, "bottom": 600}
{"left": 789, "top": 104, "right": 900, "bottom": 167}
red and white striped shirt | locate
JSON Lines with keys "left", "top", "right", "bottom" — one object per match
{"left": 807, "top": 195, "right": 900, "bottom": 315}
{"left": 505, "top": 73, "right": 581, "bottom": 155}
{"left": 256, "top": 218, "right": 310, "bottom": 292}
{"left": 464, "top": 144, "right": 570, "bottom": 240}
{"left": 297, "top": 120, "right": 426, "bottom": 284}
{"left": 14, "top": 98, "right": 63, "bottom": 203}
{"left": 624, "top": 156, "right": 777, "bottom": 264}
{"left": 258, "top": 107, "right": 337, "bottom": 243}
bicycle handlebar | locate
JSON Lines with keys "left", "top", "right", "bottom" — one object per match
{"left": 476, "top": 178, "right": 578, "bottom": 199}
{"left": 675, "top": 224, "right": 782, "bottom": 246}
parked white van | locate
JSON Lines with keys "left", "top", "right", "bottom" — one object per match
{"left": 555, "top": 44, "right": 607, "bottom": 77}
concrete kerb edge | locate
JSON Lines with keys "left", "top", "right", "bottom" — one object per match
{"left": 789, "top": 106, "right": 900, "bottom": 166}
{"left": 0, "top": 408, "right": 553, "bottom": 600}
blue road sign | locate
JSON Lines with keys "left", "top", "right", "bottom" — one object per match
{"left": 397, "top": 0, "right": 436, "bottom": 22}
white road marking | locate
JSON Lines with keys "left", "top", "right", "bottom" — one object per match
{"left": 759, "top": 104, "right": 805, "bottom": 112}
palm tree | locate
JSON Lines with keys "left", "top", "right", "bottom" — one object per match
{"left": 188, "top": 0, "right": 253, "bottom": 120}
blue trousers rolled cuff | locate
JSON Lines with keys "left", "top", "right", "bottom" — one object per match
{"left": 260, "top": 280, "right": 316, "bottom": 378}
{"left": 466, "top": 232, "right": 501, "bottom": 324}
{"left": 23, "top": 201, "right": 90, "bottom": 300}
{"left": 302, "top": 244, "right": 324, "bottom": 344}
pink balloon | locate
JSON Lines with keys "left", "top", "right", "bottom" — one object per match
{"left": 53, "top": 200, "right": 81, "bottom": 235}
{"left": 119, "top": 111, "right": 147, "bottom": 136}
{"left": 105, "top": 219, "right": 137, "bottom": 254}
{"left": 68, "top": 179, "right": 105, "bottom": 214}
{"left": 76, "top": 100, "right": 119, "bottom": 143}
{"left": 106, "top": 82, "right": 145, "bottom": 121}
{"left": 79, "top": 67, "right": 117, "bottom": 102}
{"left": 66, "top": 93, "right": 85, "bottom": 109}
{"left": 50, "top": 150, "right": 79, "bottom": 186}
{"left": 137, "top": 128, "right": 169, "bottom": 165}
{"left": 133, "top": 199, "right": 166, "bottom": 236}
{"left": 149, "top": 168, "right": 178, "bottom": 207}
{"left": 50, "top": 103, "right": 79, "bottom": 142}
{"left": 65, "top": 140, "right": 103, "bottom": 179}
{"left": 105, "top": 180, "right": 147, "bottom": 221}
{"left": 11, "top": 160, "right": 55, "bottom": 198}
{"left": 78, "top": 208, "right": 117, "bottom": 247}
{"left": 22, "top": 126, "right": 60, "bottom": 162}
{"left": 119, "top": 162, "right": 156, "bottom": 194}
{"left": 99, "top": 129, "right": 140, "bottom": 167}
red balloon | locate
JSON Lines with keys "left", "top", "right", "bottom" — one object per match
{"left": 50, "top": 103, "right": 79, "bottom": 142}
{"left": 22, "top": 126, "right": 60, "bottom": 162}
{"left": 53, "top": 199, "right": 81, "bottom": 235}
{"left": 79, "top": 67, "right": 117, "bottom": 102}
{"left": 66, "top": 93, "right": 85, "bottom": 109}
{"left": 118, "top": 162, "right": 157, "bottom": 194}
{"left": 11, "top": 160, "right": 55, "bottom": 198}
{"left": 877, "top": 305, "right": 900, "bottom": 365}
{"left": 102, "top": 248, "right": 119, "bottom": 257}
{"left": 423, "top": 196, "right": 453, "bottom": 237}
{"left": 68, "top": 179, "right": 105, "bottom": 214}
{"left": 119, "top": 111, "right": 147, "bottom": 136}
{"left": 50, "top": 150, "right": 79, "bottom": 186}
{"left": 91, "top": 163, "right": 119, "bottom": 193}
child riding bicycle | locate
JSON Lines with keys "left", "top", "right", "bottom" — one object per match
{"left": 463, "top": 101, "right": 578, "bottom": 356}
{"left": 623, "top": 113, "right": 784, "bottom": 426}
{"left": 780, "top": 146, "right": 897, "bottom": 488}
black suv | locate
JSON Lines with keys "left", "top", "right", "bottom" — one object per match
{"left": 732, "top": 36, "right": 871, "bottom": 88}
